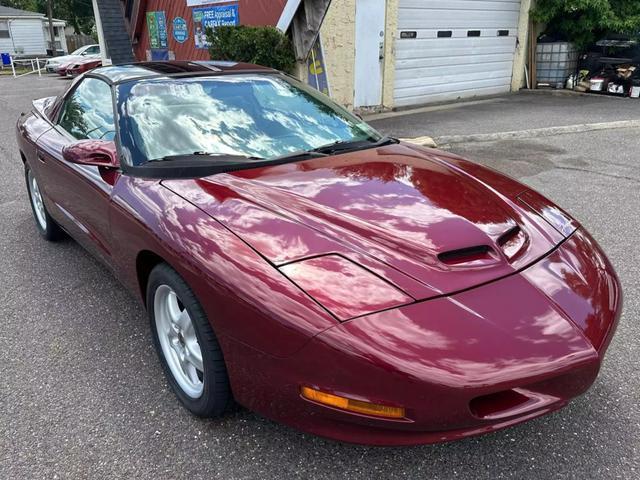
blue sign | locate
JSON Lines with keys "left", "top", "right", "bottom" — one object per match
{"left": 172, "top": 17, "right": 188, "bottom": 43}
{"left": 192, "top": 4, "right": 239, "bottom": 50}
{"left": 156, "top": 11, "right": 168, "bottom": 48}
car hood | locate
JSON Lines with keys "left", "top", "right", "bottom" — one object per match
{"left": 48, "top": 54, "right": 99, "bottom": 65}
{"left": 47, "top": 54, "right": 82, "bottom": 64}
{"left": 163, "top": 143, "right": 567, "bottom": 302}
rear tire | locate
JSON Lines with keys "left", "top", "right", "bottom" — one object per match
{"left": 25, "top": 167, "right": 64, "bottom": 241}
{"left": 147, "top": 263, "right": 232, "bottom": 417}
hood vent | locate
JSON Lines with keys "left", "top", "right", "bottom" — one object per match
{"left": 438, "top": 245, "right": 494, "bottom": 266}
{"left": 498, "top": 226, "right": 521, "bottom": 246}
{"left": 498, "top": 225, "right": 528, "bottom": 260}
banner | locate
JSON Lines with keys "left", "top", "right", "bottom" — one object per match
{"left": 307, "top": 36, "right": 330, "bottom": 96}
{"left": 147, "top": 11, "right": 168, "bottom": 49}
{"left": 157, "top": 12, "right": 168, "bottom": 48}
{"left": 147, "top": 12, "right": 159, "bottom": 49}
{"left": 192, "top": 4, "right": 240, "bottom": 50}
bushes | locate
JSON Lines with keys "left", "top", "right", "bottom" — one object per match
{"left": 532, "top": 0, "right": 640, "bottom": 49}
{"left": 207, "top": 26, "right": 296, "bottom": 73}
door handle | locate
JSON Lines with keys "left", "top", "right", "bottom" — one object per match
{"left": 37, "top": 153, "right": 47, "bottom": 163}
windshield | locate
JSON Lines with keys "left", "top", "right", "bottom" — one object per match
{"left": 116, "top": 74, "right": 381, "bottom": 166}
{"left": 71, "top": 47, "right": 87, "bottom": 55}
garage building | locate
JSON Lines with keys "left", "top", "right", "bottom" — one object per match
{"left": 317, "top": 0, "right": 532, "bottom": 110}
{"left": 394, "top": 0, "right": 523, "bottom": 106}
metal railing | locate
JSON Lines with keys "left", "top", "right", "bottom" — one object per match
{"left": 8, "top": 57, "right": 44, "bottom": 78}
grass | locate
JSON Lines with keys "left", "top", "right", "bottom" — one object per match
{"left": 0, "top": 67, "right": 39, "bottom": 76}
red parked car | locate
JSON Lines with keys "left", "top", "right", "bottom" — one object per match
{"left": 55, "top": 61, "right": 74, "bottom": 76}
{"left": 16, "top": 61, "right": 622, "bottom": 446}
{"left": 57, "top": 57, "right": 102, "bottom": 77}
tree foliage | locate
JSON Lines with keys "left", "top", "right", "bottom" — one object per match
{"left": 0, "top": 0, "right": 95, "bottom": 35}
{"left": 207, "top": 26, "right": 296, "bottom": 73}
{"left": 532, "top": 0, "right": 640, "bottom": 48}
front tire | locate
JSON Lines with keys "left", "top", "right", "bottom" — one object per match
{"left": 25, "top": 167, "right": 64, "bottom": 241}
{"left": 147, "top": 263, "right": 232, "bottom": 417}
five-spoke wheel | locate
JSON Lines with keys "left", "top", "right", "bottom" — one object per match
{"left": 154, "top": 285, "right": 204, "bottom": 399}
{"left": 25, "top": 167, "right": 63, "bottom": 241}
{"left": 147, "top": 263, "right": 232, "bottom": 416}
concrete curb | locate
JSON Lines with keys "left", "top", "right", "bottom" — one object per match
{"left": 399, "top": 135, "right": 438, "bottom": 148}
{"left": 401, "top": 119, "right": 640, "bottom": 148}
{"left": 433, "top": 119, "right": 640, "bottom": 146}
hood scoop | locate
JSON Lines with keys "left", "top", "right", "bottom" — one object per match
{"left": 162, "top": 144, "right": 562, "bottom": 302}
{"left": 438, "top": 245, "right": 497, "bottom": 267}
{"left": 497, "top": 225, "right": 528, "bottom": 260}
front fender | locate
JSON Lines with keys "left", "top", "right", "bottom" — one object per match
{"left": 108, "top": 176, "right": 335, "bottom": 357}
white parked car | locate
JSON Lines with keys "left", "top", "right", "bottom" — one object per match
{"left": 45, "top": 44, "right": 101, "bottom": 73}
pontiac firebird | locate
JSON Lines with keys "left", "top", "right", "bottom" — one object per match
{"left": 16, "top": 61, "right": 622, "bottom": 446}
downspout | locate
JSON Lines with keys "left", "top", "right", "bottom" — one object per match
{"left": 7, "top": 19, "right": 17, "bottom": 54}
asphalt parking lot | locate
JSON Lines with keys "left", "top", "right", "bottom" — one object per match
{"left": 1, "top": 75, "right": 638, "bottom": 479}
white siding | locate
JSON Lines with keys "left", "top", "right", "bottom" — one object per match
{"left": 43, "top": 21, "right": 69, "bottom": 53}
{"left": 0, "top": 18, "right": 47, "bottom": 55}
{"left": 0, "top": 36, "right": 13, "bottom": 56}
{"left": 394, "top": 0, "right": 521, "bottom": 106}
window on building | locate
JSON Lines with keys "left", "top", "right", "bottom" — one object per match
{"left": 0, "top": 21, "right": 10, "bottom": 39}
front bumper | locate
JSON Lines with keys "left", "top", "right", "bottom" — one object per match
{"left": 223, "top": 228, "right": 621, "bottom": 445}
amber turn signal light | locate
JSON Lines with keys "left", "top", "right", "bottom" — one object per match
{"left": 301, "top": 386, "right": 405, "bottom": 419}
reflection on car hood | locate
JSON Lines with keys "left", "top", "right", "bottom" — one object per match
{"left": 47, "top": 54, "right": 99, "bottom": 65}
{"left": 163, "top": 143, "right": 566, "bottom": 300}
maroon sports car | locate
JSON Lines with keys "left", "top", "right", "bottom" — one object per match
{"left": 16, "top": 61, "right": 621, "bottom": 446}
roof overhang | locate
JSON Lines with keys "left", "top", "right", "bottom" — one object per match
{"left": 0, "top": 15, "right": 45, "bottom": 19}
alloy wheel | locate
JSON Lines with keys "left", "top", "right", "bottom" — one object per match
{"left": 154, "top": 284, "right": 204, "bottom": 399}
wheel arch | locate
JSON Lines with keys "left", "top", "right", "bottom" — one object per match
{"left": 136, "top": 250, "right": 167, "bottom": 306}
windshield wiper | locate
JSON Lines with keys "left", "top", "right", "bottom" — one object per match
{"left": 311, "top": 136, "right": 399, "bottom": 155}
{"left": 269, "top": 150, "right": 329, "bottom": 161}
{"left": 145, "top": 152, "right": 264, "bottom": 164}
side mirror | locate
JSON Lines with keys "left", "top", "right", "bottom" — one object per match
{"left": 62, "top": 139, "right": 119, "bottom": 169}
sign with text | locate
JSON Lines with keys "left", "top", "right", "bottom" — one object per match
{"left": 172, "top": 17, "right": 189, "bottom": 43}
{"left": 192, "top": 4, "right": 239, "bottom": 50}
{"left": 147, "top": 11, "right": 168, "bottom": 49}
{"left": 147, "top": 12, "right": 159, "bottom": 49}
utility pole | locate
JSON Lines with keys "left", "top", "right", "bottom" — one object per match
{"left": 47, "top": 0, "right": 56, "bottom": 57}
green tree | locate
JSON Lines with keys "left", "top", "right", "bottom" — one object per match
{"left": 0, "top": 0, "right": 39, "bottom": 10}
{"left": 532, "top": 0, "right": 640, "bottom": 48}
{"left": 207, "top": 26, "right": 296, "bottom": 73}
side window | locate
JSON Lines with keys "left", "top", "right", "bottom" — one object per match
{"left": 58, "top": 78, "right": 115, "bottom": 141}
{"left": 85, "top": 46, "right": 99, "bottom": 55}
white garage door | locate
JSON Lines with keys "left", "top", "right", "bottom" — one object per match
{"left": 394, "top": 0, "right": 522, "bottom": 107}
